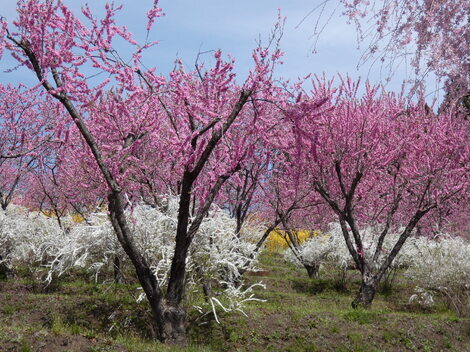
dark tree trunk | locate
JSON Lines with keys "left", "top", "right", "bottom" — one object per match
{"left": 113, "top": 255, "right": 123, "bottom": 284}
{"left": 166, "top": 172, "right": 193, "bottom": 306}
{"left": 139, "top": 288, "right": 188, "bottom": 345}
{"left": 195, "top": 264, "right": 212, "bottom": 302}
{"left": 0, "top": 256, "right": 15, "bottom": 280}
{"left": 107, "top": 192, "right": 188, "bottom": 345}
{"left": 352, "top": 271, "right": 378, "bottom": 309}
{"left": 160, "top": 304, "right": 187, "bottom": 345}
{"left": 305, "top": 263, "right": 321, "bottom": 279}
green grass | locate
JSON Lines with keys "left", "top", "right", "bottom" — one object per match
{"left": 0, "top": 253, "right": 469, "bottom": 351}
{"left": 114, "top": 335, "right": 214, "bottom": 352}
{"left": 343, "top": 308, "right": 384, "bottom": 324}
{"left": 1, "top": 303, "right": 16, "bottom": 315}
{"left": 19, "top": 339, "right": 32, "bottom": 352}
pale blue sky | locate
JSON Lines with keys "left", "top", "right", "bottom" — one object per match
{"left": 0, "top": 0, "right": 439, "bottom": 98}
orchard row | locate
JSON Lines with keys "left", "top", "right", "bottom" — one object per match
{"left": 0, "top": 0, "right": 468, "bottom": 345}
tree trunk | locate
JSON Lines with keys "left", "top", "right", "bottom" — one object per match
{"left": 166, "top": 172, "right": 193, "bottom": 306}
{"left": 352, "top": 271, "right": 377, "bottom": 309}
{"left": 107, "top": 192, "right": 188, "bottom": 345}
{"left": 195, "top": 264, "right": 212, "bottom": 302}
{"left": 134, "top": 276, "right": 187, "bottom": 345}
{"left": 305, "top": 263, "right": 321, "bottom": 279}
{"left": 113, "top": 255, "right": 123, "bottom": 284}
{"left": 0, "top": 259, "right": 15, "bottom": 280}
{"left": 160, "top": 303, "right": 187, "bottom": 345}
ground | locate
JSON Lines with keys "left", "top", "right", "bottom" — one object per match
{"left": 0, "top": 253, "right": 468, "bottom": 352}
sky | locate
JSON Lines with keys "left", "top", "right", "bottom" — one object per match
{"left": 0, "top": 0, "right": 439, "bottom": 98}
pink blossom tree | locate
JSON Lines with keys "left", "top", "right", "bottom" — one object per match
{"left": 0, "top": 84, "right": 60, "bottom": 278}
{"left": 340, "top": 0, "right": 469, "bottom": 101}
{"left": 0, "top": 85, "right": 60, "bottom": 210}
{"left": 285, "top": 76, "right": 469, "bottom": 308}
{"left": 255, "top": 131, "right": 326, "bottom": 278}
{"left": 0, "top": 0, "right": 285, "bottom": 344}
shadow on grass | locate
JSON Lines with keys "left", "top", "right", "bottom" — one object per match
{"left": 291, "top": 277, "right": 351, "bottom": 295}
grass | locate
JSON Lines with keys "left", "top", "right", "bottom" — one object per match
{"left": 342, "top": 308, "right": 385, "bottom": 324}
{"left": 0, "top": 252, "right": 469, "bottom": 351}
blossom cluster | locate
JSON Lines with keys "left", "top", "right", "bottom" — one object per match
{"left": 0, "top": 197, "right": 263, "bottom": 319}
